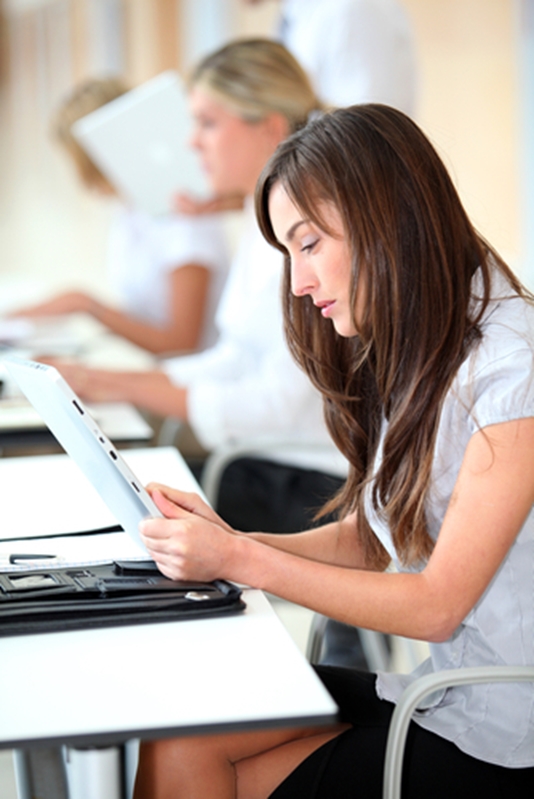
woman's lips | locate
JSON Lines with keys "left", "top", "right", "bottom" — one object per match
{"left": 316, "top": 300, "right": 335, "bottom": 318}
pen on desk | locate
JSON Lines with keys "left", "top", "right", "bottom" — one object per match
{"left": 8, "top": 553, "right": 59, "bottom": 564}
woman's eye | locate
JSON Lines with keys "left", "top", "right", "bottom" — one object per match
{"left": 301, "top": 238, "right": 318, "bottom": 253}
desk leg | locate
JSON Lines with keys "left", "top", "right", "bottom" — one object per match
{"left": 13, "top": 748, "right": 68, "bottom": 799}
{"left": 12, "top": 750, "right": 31, "bottom": 799}
{"left": 66, "top": 747, "right": 125, "bottom": 799}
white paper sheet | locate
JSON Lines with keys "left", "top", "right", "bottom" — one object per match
{"left": 0, "top": 446, "right": 201, "bottom": 541}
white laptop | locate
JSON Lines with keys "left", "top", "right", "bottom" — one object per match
{"left": 2, "top": 356, "right": 163, "bottom": 553}
{"left": 72, "top": 70, "right": 209, "bottom": 215}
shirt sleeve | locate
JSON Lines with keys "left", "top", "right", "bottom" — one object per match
{"left": 164, "top": 339, "right": 330, "bottom": 452}
{"left": 437, "top": 299, "right": 534, "bottom": 471}
{"left": 157, "top": 213, "right": 229, "bottom": 276}
{"left": 466, "top": 339, "right": 534, "bottom": 432}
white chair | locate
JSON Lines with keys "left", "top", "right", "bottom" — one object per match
{"left": 382, "top": 665, "right": 534, "bottom": 799}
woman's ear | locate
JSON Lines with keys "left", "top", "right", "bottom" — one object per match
{"left": 264, "top": 112, "right": 290, "bottom": 147}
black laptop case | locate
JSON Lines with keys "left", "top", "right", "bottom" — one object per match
{"left": 0, "top": 560, "right": 245, "bottom": 636}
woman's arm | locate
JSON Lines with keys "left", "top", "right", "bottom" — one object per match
{"left": 45, "top": 361, "right": 189, "bottom": 419}
{"left": 10, "top": 264, "right": 211, "bottom": 355}
{"left": 8, "top": 291, "right": 97, "bottom": 318}
{"left": 88, "top": 264, "right": 211, "bottom": 354}
{"left": 246, "top": 515, "right": 367, "bottom": 569}
{"left": 146, "top": 483, "right": 367, "bottom": 568}
{"left": 140, "top": 417, "right": 534, "bottom": 643}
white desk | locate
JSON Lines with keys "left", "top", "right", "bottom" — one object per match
{"left": 0, "top": 590, "right": 335, "bottom": 746}
{"left": 0, "top": 447, "right": 200, "bottom": 544}
{"left": 0, "top": 448, "right": 338, "bottom": 799}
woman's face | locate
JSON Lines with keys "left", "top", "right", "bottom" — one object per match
{"left": 189, "top": 85, "right": 286, "bottom": 196}
{"left": 268, "top": 182, "right": 361, "bottom": 337}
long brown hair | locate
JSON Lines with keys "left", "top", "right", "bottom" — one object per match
{"left": 256, "top": 104, "right": 526, "bottom": 568}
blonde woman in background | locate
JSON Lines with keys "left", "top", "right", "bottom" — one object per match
{"left": 48, "top": 39, "right": 348, "bottom": 532}
{"left": 11, "top": 78, "right": 228, "bottom": 355}
{"left": 176, "top": 0, "right": 418, "bottom": 217}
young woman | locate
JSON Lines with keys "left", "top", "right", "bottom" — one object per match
{"left": 10, "top": 77, "right": 228, "bottom": 354}
{"left": 132, "top": 105, "right": 534, "bottom": 797}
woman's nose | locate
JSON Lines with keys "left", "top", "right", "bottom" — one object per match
{"left": 189, "top": 128, "right": 201, "bottom": 151}
{"left": 291, "top": 258, "right": 316, "bottom": 297}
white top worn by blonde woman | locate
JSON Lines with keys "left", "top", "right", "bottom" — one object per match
{"left": 163, "top": 198, "right": 348, "bottom": 477}
{"left": 374, "top": 270, "right": 534, "bottom": 767}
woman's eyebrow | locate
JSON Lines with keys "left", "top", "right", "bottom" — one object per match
{"left": 285, "top": 219, "right": 309, "bottom": 243}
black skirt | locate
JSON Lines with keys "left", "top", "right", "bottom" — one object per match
{"left": 269, "top": 666, "right": 534, "bottom": 799}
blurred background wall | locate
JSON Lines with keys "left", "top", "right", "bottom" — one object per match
{"left": 0, "top": 0, "right": 532, "bottom": 307}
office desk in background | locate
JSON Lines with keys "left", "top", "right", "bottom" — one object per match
{"left": 0, "top": 309, "right": 157, "bottom": 456}
{"left": 0, "top": 398, "right": 153, "bottom": 456}
{"left": 0, "top": 447, "right": 338, "bottom": 799}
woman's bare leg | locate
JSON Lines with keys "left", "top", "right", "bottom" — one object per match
{"left": 133, "top": 723, "right": 348, "bottom": 799}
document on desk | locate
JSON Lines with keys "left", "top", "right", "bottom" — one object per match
{"left": 0, "top": 447, "right": 199, "bottom": 542}
{"left": 0, "top": 530, "right": 145, "bottom": 572}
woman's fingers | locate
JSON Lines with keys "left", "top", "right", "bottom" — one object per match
{"left": 148, "top": 487, "right": 192, "bottom": 520}
{"left": 147, "top": 484, "right": 205, "bottom": 515}
{"left": 139, "top": 511, "right": 237, "bottom": 583}
{"left": 146, "top": 483, "right": 234, "bottom": 531}
{"left": 138, "top": 484, "right": 242, "bottom": 581}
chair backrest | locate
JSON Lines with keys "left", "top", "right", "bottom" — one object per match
{"left": 200, "top": 439, "right": 346, "bottom": 508}
{"left": 382, "top": 665, "right": 534, "bottom": 799}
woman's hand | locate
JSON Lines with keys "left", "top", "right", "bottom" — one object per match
{"left": 38, "top": 358, "right": 127, "bottom": 402}
{"left": 173, "top": 192, "right": 245, "bottom": 215}
{"left": 8, "top": 291, "right": 96, "bottom": 319}
{"left": 140, "top": 485, "right": 241, "bottom": 582}
{"left": 37, "top": 360, "right": 185, "bottom": 416}
{"left": 145, "top": 482, "right": 234, "bottom": 532}
{"left": 38, "top": 358, "right": 91, "bottom": 395}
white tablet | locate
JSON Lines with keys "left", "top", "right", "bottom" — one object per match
{"left": 2, "top": 356, "right": 163, "bottom": 553}
{"left": 72, "top": 70, "right": 209, "bottom": 215}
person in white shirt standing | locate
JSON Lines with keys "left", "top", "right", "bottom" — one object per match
{"left": 247, "top": 0, "right": 417, "bottom": 112}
